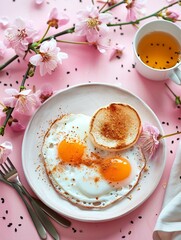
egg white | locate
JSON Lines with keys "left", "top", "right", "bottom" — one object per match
{"left": 42, "top": 113, "right": 146, "bottom": 208}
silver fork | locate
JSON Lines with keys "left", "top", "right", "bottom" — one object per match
{"left": 0, "top": 157, "right": 60, "bottom": 240}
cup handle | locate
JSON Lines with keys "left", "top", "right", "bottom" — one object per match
{"left": 169, "top": 67, "right": 181, "bottom": 85}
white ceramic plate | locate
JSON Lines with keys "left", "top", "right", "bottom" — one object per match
{"left": 22, "top": 83, "right": 166, "bottom": 222}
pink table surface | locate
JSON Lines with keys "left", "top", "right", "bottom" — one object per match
{"left": 0, "top": 0, "right": 181, "bottom": 240}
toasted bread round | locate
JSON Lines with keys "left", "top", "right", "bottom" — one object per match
{"left": 89, "top": 103, "right": 142, "bottom": 151}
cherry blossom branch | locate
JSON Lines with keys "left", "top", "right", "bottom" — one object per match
{"left": 20, "top": 64, "right": 34, "bottom": 89}
{"left": 158, "top": 131, "right": 181, "bottom": 140}
{"left": 165, "top": 83, "right": 181, "bottom": 105}
{"left": 0, "top": 1, "right": 180, "bottom": 72}
{"left": 0, "top": 55, "right": 19, "bottom": 71}
{"left": 42, "top": 27, "right": 75, "bottom": 42}
{"left": 0, "top": 27, "right": 75, "bottom": 71}
{"left": 0, "top": 64, "right": 33, "bottom": 136}
{"left": 102, "top": 0, "right": 125, "bottom": 13}
{"left": 0, "top": 107, "right": 14, "bottom": 136}
{"left": 107, "top": 1, "right": 180, "bottom": 26}
{"left": 57, "top": 39, "right": 90, "bottom": 45}
{"left": 0, "top": 1, "right": 181, "bottom": 137}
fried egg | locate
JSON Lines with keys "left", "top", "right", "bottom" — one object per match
{"left": 42, "top": 113, "right": 146, "bottom": 209}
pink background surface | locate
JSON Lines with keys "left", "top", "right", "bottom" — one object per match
{"left": 0, "top": 0, "right": 181, "bottom": 240}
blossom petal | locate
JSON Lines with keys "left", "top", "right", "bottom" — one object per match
{"left": 0, "top": 16, "right": 9, "bottom": 28}
{"left": 3, "top": 97, "right": 17, "bottom": 108}
{"left": 0, "top": 141, "right": 13, "bottom": 164}
{"left": 35, "top": 0, "right": 44, "bottom": 4}
{"left": 29, "top": 54, "right": 42, "bottom": 66}
{"left": 138, "top": 123, "right": 160, "bottom": 160}
{"left": 11, "top": 121, "right": 25, "bottom": 132}
{"left": 5, "top": 88, "right": 19, "bottom": 96}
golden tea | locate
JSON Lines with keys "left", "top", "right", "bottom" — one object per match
{"left": 137, "top": 31, "right": 181, "bottom": 69}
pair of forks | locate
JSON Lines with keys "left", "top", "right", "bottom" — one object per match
{"left": 0, "top": 158, "right": 71, "bottom": 240}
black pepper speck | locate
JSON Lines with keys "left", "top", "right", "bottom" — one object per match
{"left": 72, "top": 227, "right": 77, "bottom": 233}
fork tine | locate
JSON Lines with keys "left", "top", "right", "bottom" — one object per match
{"left": 4, "top": 162, "right": 11, "bottom": 171}
{"left": 7, "top": 157, "right": 15, "bottom": 169}
{"left": 0, "top": 163, "right": 9, "bottom": 174}
{"left": 0, "top": 169, "right": 5, "bottom": 176}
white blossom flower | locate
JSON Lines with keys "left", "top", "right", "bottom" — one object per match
{"left": 47, "top": 8, "right": 69, "bottom": 28}
{"left": 125, "top": 0, "right": 146, "bottom": 22}
{"left": 29, "top": 38, "right": 68, "bottom": 76}
{"left": 3, "top": 88, "right": 39, "bottom": 116}
{"left": 75, "top": 5, "right": 113, "bottom": 42}
{"left": 4, "top": 17, "right": 38, "bottom": 56}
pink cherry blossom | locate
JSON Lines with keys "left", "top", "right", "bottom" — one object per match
{"left": 47, "top": 8, "right": 69, "bottom": 29}
{"left": 93, "top": 38, "right": 111, "bottom": 53}
{"left": 125, "top": 0, "right": 146, "bottom": 22}
{"left": 29, "top": 38, "right": 68, "bottom": 76}
{"left": 3, "top": 88, "right": 39, "bottom": 116}
{"left": 36, "top": 84, "right": 54, "bottom": 103}
{"left": 75, "top": 5, "right": 113, "bottom": 42}
{"left": 0, "top": 41, "right": 6, "bottom": 59}
{"left": 160, "top": 9, "right": 179, "bottom": 22}
{"left": 4, "top": 17, "right": 38, "bottom": 57}
{"left": 0, "top": 141, "right": 13, "bottom": 164}
{"left": 138, "top": 123, "right": 160, "bottom": 160}
{"left": 109, "top": 44, "right": 125, "bottom": 60}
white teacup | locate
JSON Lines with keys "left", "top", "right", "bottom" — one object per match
{"left": 133, "top": 20, "right": 181, "bottom": 84}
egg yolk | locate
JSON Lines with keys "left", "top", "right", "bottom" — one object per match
{"left": 100, "top": 157, "right": 131, "bottom": 182}
{"left": 58, "top": 139, "right": 85, "bottom": 165}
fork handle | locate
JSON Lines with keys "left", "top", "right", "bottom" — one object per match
{"left": 13, "top": 184, "right": 47, "bottom": 240}
{"left": 19, "top": 185, "right": 60, "bottom": 240}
